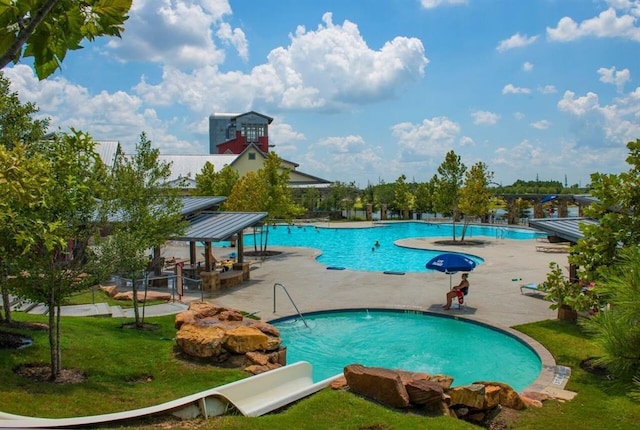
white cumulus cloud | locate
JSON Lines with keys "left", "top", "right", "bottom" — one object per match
{"left": 503, "top": 84, "right": 532, "bottom": 95}
{"left": 472, "top": 110, "right": 500, "bottom": 125}
{"left": 496, "top": 33, "right": 539, "bottom": 52}
{"left": 598, "top": 66, "right": 631, "bottom": 92}
{"left": 523, "top": 62, "right": 534, "bottom": 72}
{"left": 530, "top": 120, "right": 552, "bottom": 130}
{"left": 547, "top": 7, "right": 640, "bottom": 42}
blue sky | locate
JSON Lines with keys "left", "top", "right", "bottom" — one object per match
{"left": 5, "top": 0, "right": 640, "bottom": 188}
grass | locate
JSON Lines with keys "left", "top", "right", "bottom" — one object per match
{"left": 1, "top": 312, "right": 640, "bottom": 429}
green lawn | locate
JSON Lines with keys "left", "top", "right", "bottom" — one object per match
{"left": 1, "top": 311, "right": 639, "bottom": 429}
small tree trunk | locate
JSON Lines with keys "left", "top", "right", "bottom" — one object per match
{"left": 47, "top": 298, "right": 58, "bottom": 380}
{"left": 131, "top": 273, "right": 141, "bottom": 327}
{"left": 1, "top": 284, "right": 11, "bottom": 323}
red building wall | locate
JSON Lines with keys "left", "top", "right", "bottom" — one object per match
{"left": 217, "top": 131, "right": 269, "bottom": 154}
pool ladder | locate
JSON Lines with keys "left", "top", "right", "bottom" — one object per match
{"left": 273, "top": 283, "right": 309, "bottom": 328}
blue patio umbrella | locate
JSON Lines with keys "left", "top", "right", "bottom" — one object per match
{"left": 425, "top": 253, "right": 477, "bottom": 289}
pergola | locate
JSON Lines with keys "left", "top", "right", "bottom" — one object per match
{"left": 150, "top": 197, "right": 268, "bottom": 273}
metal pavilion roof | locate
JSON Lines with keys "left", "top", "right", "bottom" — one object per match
{"left": 180, "top": 196, "right": 226, "bottom": 216}
{"left": 172, "top": 211, "right": 268, "bottom": 242}
{"left": 528, "top": 217, "right": 599, "bottom": 243}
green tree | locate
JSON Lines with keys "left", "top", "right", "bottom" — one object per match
{"left": 571, "top": 139, "right": 640, "bottom": 277}
{"left": 393, "top": 174, "right": 414, "bottom": 220}
{"left": 0, "top": 0, "right": 133, "bottom": 79}
{"left": 0, "top": 143, "right": 50, "bottom": 323}
{"left": 225, "top": 152, "right": 302, "bottom": 252}
{"left": 0, "top": 72, "right": 50, "bottom": 322}
{"left": 225, "top": 171, "right": 266, "bottom": 213}
{"left": 98, "top": 132, "right": 187, "bottom": 328}
{"left": 194, "top": 162, "right": 239, "bottom": 202}
{"left": 194, "top": 161, "right": 217, "bottom": 196}
{"left": 300, "top": 187, "right": 320, "bottom": 213}
{"left": 19, "top": 129, "right": 105, "bottom": 379}
{"left": 414, "top": 176, "right": 436, "bottom": 219}
{"left": 581, "top": 246, "right": 640, "bottom": 398}
{"left": 458, "top": 162, "right": 493, "bottom": 240}
{"left": 433, "top": 150, "right": 466, "bottom": 241}
{"left": 216, "top": 165, "right": 240, "bottom": 199}
{"left": 0, "top": 72, "right": 49, "bottom": 149}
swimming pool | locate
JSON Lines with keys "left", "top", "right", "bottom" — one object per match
{"left": 271, "top": 309, "right": 542, "bottom": 391}
{"left": 239, "top": 222, "right": 544, "bottom": 273}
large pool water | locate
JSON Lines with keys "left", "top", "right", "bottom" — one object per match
{"left": 237, "top": 222, "right": 544, "bottom": 273}
{"left": 271, "top": 309, "right": 541, "bottom": 391}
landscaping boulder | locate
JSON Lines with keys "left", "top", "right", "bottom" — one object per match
{"left": 343, "top": 364, "right": 411, "bottom": 408}
{"left": 174, "top": 301, "right": 284, "bottom": 374}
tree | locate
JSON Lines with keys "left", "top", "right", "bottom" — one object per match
{"left": 0, "top": 71, "right": 50, "bottom": 322}
{"left": 0, "top": 143, "right": 50, "bottom": 323}
{"left": 571, "top": 139, "right": 640, "bottom": 277}
{"left": 0, "top": 0, "right": 133, "bottom": 79}
{"left": 393, "top": 174, "right": 414, "bottom": 220}
{"left": 0, "top": 72, "right": 49, "bottom": 149}
{"left": 194, "top": 161, "right": 217, "bottom": 196}
{"left": 225, "top": 152, "right": 302, "bottom": 253}
{"left": 414, "top": 177, "right": 436, "bottom": 219}
{"left": 581, "top": 246, "right": 640, "bottom": 399}
{"left": 98, "top": 132, "right": 187, "bottom": 328}
{"left": 18, "top": 129, "right": 105, "bottom": 379}
{"left": 458, "top": 162, "right": 493, "bottom": 241}
{"left": 433, "top": 150, "right": 466, "bottom": 241}
{"left": 194, "top": 162, "right": 239, "bottom": 202}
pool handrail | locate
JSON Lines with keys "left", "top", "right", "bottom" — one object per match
{"left": 273, "top": 283, "right": 309, "bottom": 328}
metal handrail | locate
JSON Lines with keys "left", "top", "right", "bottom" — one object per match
{"left": 273, "top": 283, "right": 309, "bottom": 328}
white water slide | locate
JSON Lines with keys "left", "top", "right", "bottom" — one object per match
{"left": 0, "top": 361, "right": 339, "bottom": 428}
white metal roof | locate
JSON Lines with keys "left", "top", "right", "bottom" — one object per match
{"left": 158, "top": 154, "right": 238, "bottom": 182}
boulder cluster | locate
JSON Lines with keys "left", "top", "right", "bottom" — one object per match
{"left": 336, "top": 364, "right": 551, "bottom": 424}
{"left": 174, "top": 302, "right": 285, "bottom": 374}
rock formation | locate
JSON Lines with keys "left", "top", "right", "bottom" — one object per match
{"left": 174, "top": 301, "right": 285, "bottom": 374}
{"left": 342, "top": 364, "right": 554, "bottom": 425}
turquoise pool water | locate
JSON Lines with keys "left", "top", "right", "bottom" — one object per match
{"left": 239, "top": 222, "right": 544, "bottom": 273}
{"left": 271, "top": 309, "right": 542, "bottom": 391}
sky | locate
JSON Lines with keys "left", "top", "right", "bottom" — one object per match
{"left": 4, "top": 0, "right": 640, "bottom": 188}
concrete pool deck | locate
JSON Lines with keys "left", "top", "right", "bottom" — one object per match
{"left": 172, "top": 223, "right": 565, "bottom": 328}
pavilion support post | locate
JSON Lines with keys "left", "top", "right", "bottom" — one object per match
{"left": 204, "top": 241, "right": 212, "bottom": 271}
{"left": 153, "top": 247, "right": 162, "bottom": 276}
{"left": 237, "top": 232, "right": 244, "bottom": 264}
{"left": 189, "top": 241, "right": 197, "bottom": 265}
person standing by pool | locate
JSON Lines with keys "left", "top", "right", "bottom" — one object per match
{"left": 443, "top": 273, "right": 469, "bottom": 310}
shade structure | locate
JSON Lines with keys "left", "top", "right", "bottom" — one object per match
{"left": 425, "top": 253, "right": 477, "bottom": 289}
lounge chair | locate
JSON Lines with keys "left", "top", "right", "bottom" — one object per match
{"left": 520, "top": 283, "right": 543, "bottom": 295}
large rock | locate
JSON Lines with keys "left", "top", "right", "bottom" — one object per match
{"left": 448, "top": 384, "right": 486, "bottom": 409}
{"left": 175, "top": 323, "right": 225, "bottom": 358}
{"left": 343, "top": 364, "right": 410, "bottom": 409}
{"left": 405, "top": 379, "right": 444, "bottom": 405}
{"left": 224, "top": 326, "right": 270, "bottom": 354}
{"left": 174, "top": 301, "right": 284, "bottom": 374}
{"left": 473, "top": 381, "right": 526, "bottom": 410}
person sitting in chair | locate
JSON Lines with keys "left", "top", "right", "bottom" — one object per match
{"left": 443, "top": 273, "right": 470, "bottom": 310}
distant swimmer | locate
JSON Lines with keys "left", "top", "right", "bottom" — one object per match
{"left": 374, "top": 240, "right": 380, "bottom": 247}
